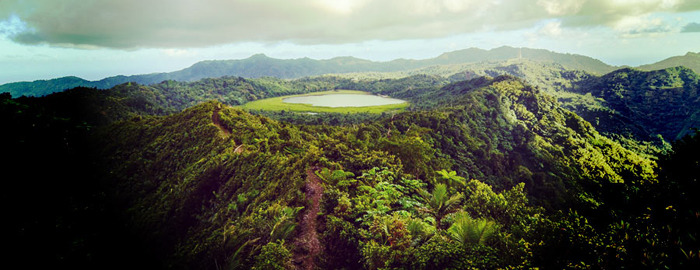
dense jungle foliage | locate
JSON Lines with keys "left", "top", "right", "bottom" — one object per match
{"left": 2, "top": 69, "right": 699, "bottom": 269}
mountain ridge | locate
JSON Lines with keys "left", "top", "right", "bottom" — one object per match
{"left": 638, "top": 51, "right": 700, "bottom": 73}
{"left": 1, "top": 46, "right": 620, "bottom": 97}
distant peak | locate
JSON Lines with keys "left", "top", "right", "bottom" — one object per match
{"left": 493, "top": 45, "right": 517, "bottom": 50}
{"left": 248, "top": 53, "right": 270, "bottom": 59}
{"left": 331, "top": 56, "right": 361, "bottom": 60}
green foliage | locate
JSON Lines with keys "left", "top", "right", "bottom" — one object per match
{"left": 419, "top": 184, "right": 463, "bottom": 230}
{"left": 643, "top": 130, "right": 700, "bottom": 268}
{"left": 463, "top": 180, "right": 540, "bottom": 230}
{"left": 9, "top": 69, "right": 690, "bottom": 269}
{"left": 411, "top": 237, "right": 502, "bottom": 269}
{"left": 529, "top": 210, "right": 606, "bottom": 269}
{"left": 567, "top": 66, "right": 700, "bottom": 142}
{"left": 80, "top": 75, "right": 665, "bottom": 268}
{"left": 315, "top": 168, "right": 356, "bottom": 191}
{"left": 252, "top": 241, "right": 291, "bottom": 270}
{"left": 639, "top": 52, "right": 700, "bottom": 74}
{"left": 435, "top": 169, "right": 466, "bottom": 191}
{"left": 319, "top": 215, "right": 363, "bottom": 269}
{"left": 448, "top": 212, "right": 498, "bottom": 246}
{"left": 267, "top": 205, "right": 302, "bottom": 242}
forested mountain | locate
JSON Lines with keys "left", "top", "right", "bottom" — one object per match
{"left": 332, "top": 63, "right": 699, "bottom": 155}
{"left": 8, "top": 61, "right": 693, "bottom": 156}
{"left": 410, "top": 62, "right": 698, "bottom": 155}
{"left": 9, "top": 61, "right": 694, "bottom": 156}
{"left": 5, "top": 72, "right": 699, "bottom": 269}
{"left": 432, "top": 46, "right": 616, "bottom": 74}
{"left": 563, "top": 66, "right": 700, "bottom": 143}
{"left": 1, "top": 46, "right": 616, "bottom": 97}
{"left": 639, "top": 52, "right": 700, "bottom": 74}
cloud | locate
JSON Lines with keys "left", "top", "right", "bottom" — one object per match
{"left": 0, "top": 0, "right": 698, "bottom": 49}
{"left": 0, "top": 14, "right": 28, "bottom": 36}
{"left": 538, "top": 21, "right": 563, "bottom": 37}
{"left": 614, "top": 15, "right": 674, "bottom": 38}
{"left": 162, "top": 48, "right": 197, "bottom": 57}
{"left": 681, "top": 22, "right": 700, "bottom": 32}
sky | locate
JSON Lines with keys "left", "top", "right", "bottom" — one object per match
{"left": 1, "top": 0, "right": 699, "bottom": 84}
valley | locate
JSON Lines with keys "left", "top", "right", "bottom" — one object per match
{"left": 2, "top": 49, "right": 698, "bottom": 269}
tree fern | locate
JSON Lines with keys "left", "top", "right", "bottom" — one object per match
{"left": 448, "top": 212, "right": 497, "bottom": 245}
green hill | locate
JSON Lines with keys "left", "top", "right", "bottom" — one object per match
{"left": 564, "top": 66, "right": 700, "bottom": 142}
{"left": 4, "top": 72, "right": 699, "bottom": 269}
{"left": 89, "top": 77, "right": 661, "bottom": 269}
{"left": 638, "top": 52, "right": 700, "bottom": 74}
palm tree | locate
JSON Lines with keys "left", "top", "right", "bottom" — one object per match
{"left": 419, "top": 183, "right": 463, "bottom": 230}
{"left": 435, "top": 169, "right": 466, "bottom": 191}
{"left": 448, "top": 211, "right": 497, "bottom": 246}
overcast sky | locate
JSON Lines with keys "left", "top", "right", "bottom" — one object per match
{"left": 1, "top": 0, "right": 699, "bottom": 84}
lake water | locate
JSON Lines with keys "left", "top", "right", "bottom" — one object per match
{"left": 282, "top": 94, "right": 406, "bottom": 108}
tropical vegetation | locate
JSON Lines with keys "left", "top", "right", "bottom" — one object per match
{"left": 2, "top": 63, "right": 699, "bottom": 269}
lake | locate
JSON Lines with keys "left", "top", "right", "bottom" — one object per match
{"left": 282, "top": 94, "right": 406, "bottom": 108}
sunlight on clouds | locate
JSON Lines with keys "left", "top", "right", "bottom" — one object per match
{"left": 409, "top": 0, "right": 442, "bottom": 16}
{"left": 539, "top": 21, "right": 563, "bottom": 36}
{"left": 615, "top": 15, "right": 672, "bottom": 37}
{"left": 0, "top": 0, "right": 698, "bottom": 49}
{"left": 524, "top": 20, "right": 569, "bottom": 44}
{"left": 315, "top": 0, "right": 368, "bottom": 14}
{"left": 610, "top": 0, "right": 683, "bottom": 9}
{"left": 536, "top": 0, "right": 584, "bottom": 16}
{"left": 442, "top": 0, "right": 469, "bottom": 13}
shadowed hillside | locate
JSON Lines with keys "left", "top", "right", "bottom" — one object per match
{"left": 3, "top": 73, "right": 698, "bottom": 269}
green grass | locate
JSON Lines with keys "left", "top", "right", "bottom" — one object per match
{"left": 240, "top": 90, "right": 409, "bottom": 114}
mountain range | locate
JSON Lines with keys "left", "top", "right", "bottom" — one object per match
{"left": 6, "top": 46, "right": 697, "bottom": 98}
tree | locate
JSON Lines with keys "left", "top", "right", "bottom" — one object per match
{"left": 435, "top": 169, "right": 466, "bottom": 191}
{"left": 419, "top": 184, "right": 463, "bottom": 230}
{"left": 448, "top": 211, "right": 497, "bottom": 246}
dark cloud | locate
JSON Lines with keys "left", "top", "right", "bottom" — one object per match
{"left": 0, "top": 0, "right": 699, "bottom": 49}
{"left": 681, "top": 22, "right": 700, "bottom": 32}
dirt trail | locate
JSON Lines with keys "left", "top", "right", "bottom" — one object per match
{"left": 293, "top": 167, "right": 323, "bottom": 270}
{"left": 212, "top": 106, "right": 231, "bottom": 137}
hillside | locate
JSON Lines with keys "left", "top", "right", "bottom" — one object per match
{"left": 1, "top": 46, "right": 616, "bottom": 97}
{"left": 8, "top": 76, "right": 670, "bottom": 268}
{"left": 431, "top": 46, "right": 615, "bottom": 74}
{"left": 88, "top": 77, "right": 670, "bottom": 269}
{"left": 565, "top": 66, "right": 700, "bottom": 142}
{"left": 638, "top": 52, "right": 700, "bottom": 74}
{"left": 12, "top": 64, "right": 695, "bottom": 155}
{"left": 4, "top": 72, "right": 699, "bottom": 268}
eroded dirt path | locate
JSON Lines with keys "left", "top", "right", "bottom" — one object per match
{"left": 212, "top": 105, "right": 231, "bottom": 137}
{"left": 293, "top": 167, "right": 323, "bottom": 270}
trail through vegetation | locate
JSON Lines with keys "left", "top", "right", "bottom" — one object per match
{"left": 9, "top": 70, "right": 698, "bottom": 269}
{"left": 212, "top": 105, "right": 231, "bottom": 137}
{"left": 293, "top": 167, "right": 323, "bottom": 270}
